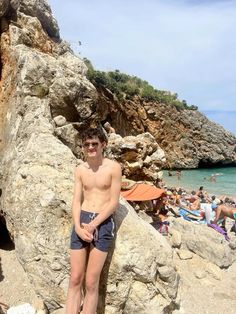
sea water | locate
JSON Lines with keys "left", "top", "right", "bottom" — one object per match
{"left": 163, "top": 167, "right": 236, "bottom": 197}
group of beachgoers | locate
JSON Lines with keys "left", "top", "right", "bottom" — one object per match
{"left": 151, "top": 184, "right": 236, "bottom": 235}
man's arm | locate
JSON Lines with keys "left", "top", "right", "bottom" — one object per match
{"left": 83, "top": 162, "right": 122, "bottom": 231}
{"left": 72, "top": 166, "right": 93, "bottom": 242}
{"left": 212, "top": 205, "right": 222, "bottom": 224}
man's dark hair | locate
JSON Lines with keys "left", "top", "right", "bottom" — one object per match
{"left": 81, "top": 127, "right": 108, "bottom": 144}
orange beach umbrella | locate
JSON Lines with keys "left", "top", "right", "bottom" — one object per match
{"left": 120, "top": 183, "right": 165, "bottom": 201}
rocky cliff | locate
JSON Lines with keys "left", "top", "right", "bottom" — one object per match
{"left": 93, "top": 86, "right": 236, "bottom": 169}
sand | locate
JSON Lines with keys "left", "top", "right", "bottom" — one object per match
{"left": 0, "top": 234, "right": 38, "bottom": 313}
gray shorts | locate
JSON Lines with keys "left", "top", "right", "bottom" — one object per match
{"left": 70, "top": 210, "right": 115, "bottom": 252}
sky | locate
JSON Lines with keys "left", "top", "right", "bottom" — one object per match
{"left": 48, "top": 0, "right": 236, "bottom": 135}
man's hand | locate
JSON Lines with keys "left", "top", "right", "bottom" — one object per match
{"left": 81, "top": 222, "right": 96, "bottom": 234}
{"left": 75, "top": 226, "right": 93, "bottom": 242}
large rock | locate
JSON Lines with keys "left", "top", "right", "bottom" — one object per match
{"left": 106, "top": 132, "right": 165, "bottom": 181}
{"left": 19, "top": 0, "right": 60, "bottom": 38}
{"left": 98, "top": 199, "right": 179, "bottom": 313}
{"left": 170, "top": 218, "right": 236, "bottom": 268}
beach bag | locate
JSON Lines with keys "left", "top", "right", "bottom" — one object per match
{"left": 152, "top": 220, "right": 169, "bottom": 235}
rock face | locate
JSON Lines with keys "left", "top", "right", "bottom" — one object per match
{"left": 98, "top": 200, "right": 179, "bottom": 313}
{"left": 0, "top": 0, "right": 176, "bottom": 312}
{"left": 95, "top": 88, "right": 236, "bottom": 169}
{"left": 106, "top": 132, "right": 165, "bottom": 181}
{"left": 169, "top": 218, "right": 236, "bottom": 268}
{"left": 166, "top": 217, "right": 236, "bottom": 313}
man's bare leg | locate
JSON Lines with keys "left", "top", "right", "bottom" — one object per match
{"left": 82, "top": 247, "right": 108, "bottom": 314}
{"left": 66, "top": 248, "right": 88, "bottom": 314}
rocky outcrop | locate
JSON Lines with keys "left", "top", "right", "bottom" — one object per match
{"left": 106, "top": 132, "right": 165, "bottom": 181}
{"left": 98, "top": 200, "right": 179, "bottom": 313}
{"left": 169, "top": 218, "right": 236, "bottom": 268}
{"left": 95, "top": 88, "right": 236, "bottom": 169}
{"left": 167, "top": 218, "right": 236, "bottom": 314}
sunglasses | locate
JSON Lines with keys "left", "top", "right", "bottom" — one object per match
{"left": 82, "top": 142, "right": 99, "bottom": 148}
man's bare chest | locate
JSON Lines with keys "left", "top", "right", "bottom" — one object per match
{"left": 81, "top": 168, "right": 112, "bottom": 191}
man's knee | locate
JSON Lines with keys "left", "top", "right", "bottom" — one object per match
{"left": 69, "top": 272, "right": 84, "bottom": 288}
{"left": 85, "top": 274, "right": 99, "bottom": 293}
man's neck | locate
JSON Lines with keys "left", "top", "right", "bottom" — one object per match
{"left": 86, "top": 155, "right": 104, "bottom": 169}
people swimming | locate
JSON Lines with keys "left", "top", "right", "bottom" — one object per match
{"left": 210, "top": 174, "right": 216, "bottom": 182}
{"left": 176, "top": 170, "right": 182, "bottom": 180}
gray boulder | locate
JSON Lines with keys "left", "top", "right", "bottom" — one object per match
{"left": 170, "top": 218, "right": 236, "bottom": 268}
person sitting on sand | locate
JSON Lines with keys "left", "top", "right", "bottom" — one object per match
{"left": 196, "top": 186, "right": 206, "bottom": 198}
{"left": 153, "top": 196, "right": 168, "bottom": 216}
{"left": 168, "top": 190, "right": 181, "bottom": 206}
{"left": 212, "top": 203, "right": 236, "bottom": 224}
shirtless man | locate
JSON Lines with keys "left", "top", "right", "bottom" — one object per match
{"left": 103, "top": 122, "right": 116, "bottom": 134}
{"left": 66, "top": 127, "right": 122, "bottom": 314}
{"left": 212, "top": 203, "right": 236, "bottom": 224}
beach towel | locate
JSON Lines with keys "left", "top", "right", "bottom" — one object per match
{"left": 207, "top": 223, "right": 229, "bottom": 241}
{"left": 180, "top": 208, "right": 202, "bottom": 216}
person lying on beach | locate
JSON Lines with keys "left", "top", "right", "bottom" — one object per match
{"left": 212, "top": 204, "right": 236, "bottom": 224}
{"left": 191, "top": 198, "right": 201, "bottom": 210}
{"left": 184, "top": 191, "right": 198, "bottom": 203}
{"left": 183, "top": 198, "right": 201, "bottom": 211}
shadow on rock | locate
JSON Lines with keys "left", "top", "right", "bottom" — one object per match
{"left": 0, "top": 256, "right": 4, "bottom": 282}
{"left": 0, "top": 301, "right": 9, "bottom": 314}
{"left": 0, "top": 216, "right": 15, "bottom": 251}
{"left": 97, "top": 203, "right": 128, "bottom": 314}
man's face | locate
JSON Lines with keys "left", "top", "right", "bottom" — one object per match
{"left": 82, "top": 136, "right": 105, "bottom": 158}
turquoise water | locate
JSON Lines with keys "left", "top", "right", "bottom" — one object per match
{"left": 163, "top": 167, "right": 236, "bottom": 197}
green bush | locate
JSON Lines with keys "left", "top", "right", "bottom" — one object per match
{"left": 84, "top": 58, "right": 198, "bottom": 111}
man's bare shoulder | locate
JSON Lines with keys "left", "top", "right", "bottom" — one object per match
{"left": 104, "top": 158, "right": 121, "bottom": 169}
{"left": 75, "top": 162, "right": 88, "bottom": 174}
{"left": 104, "top": 159, "right": 122, "bottom": 179}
